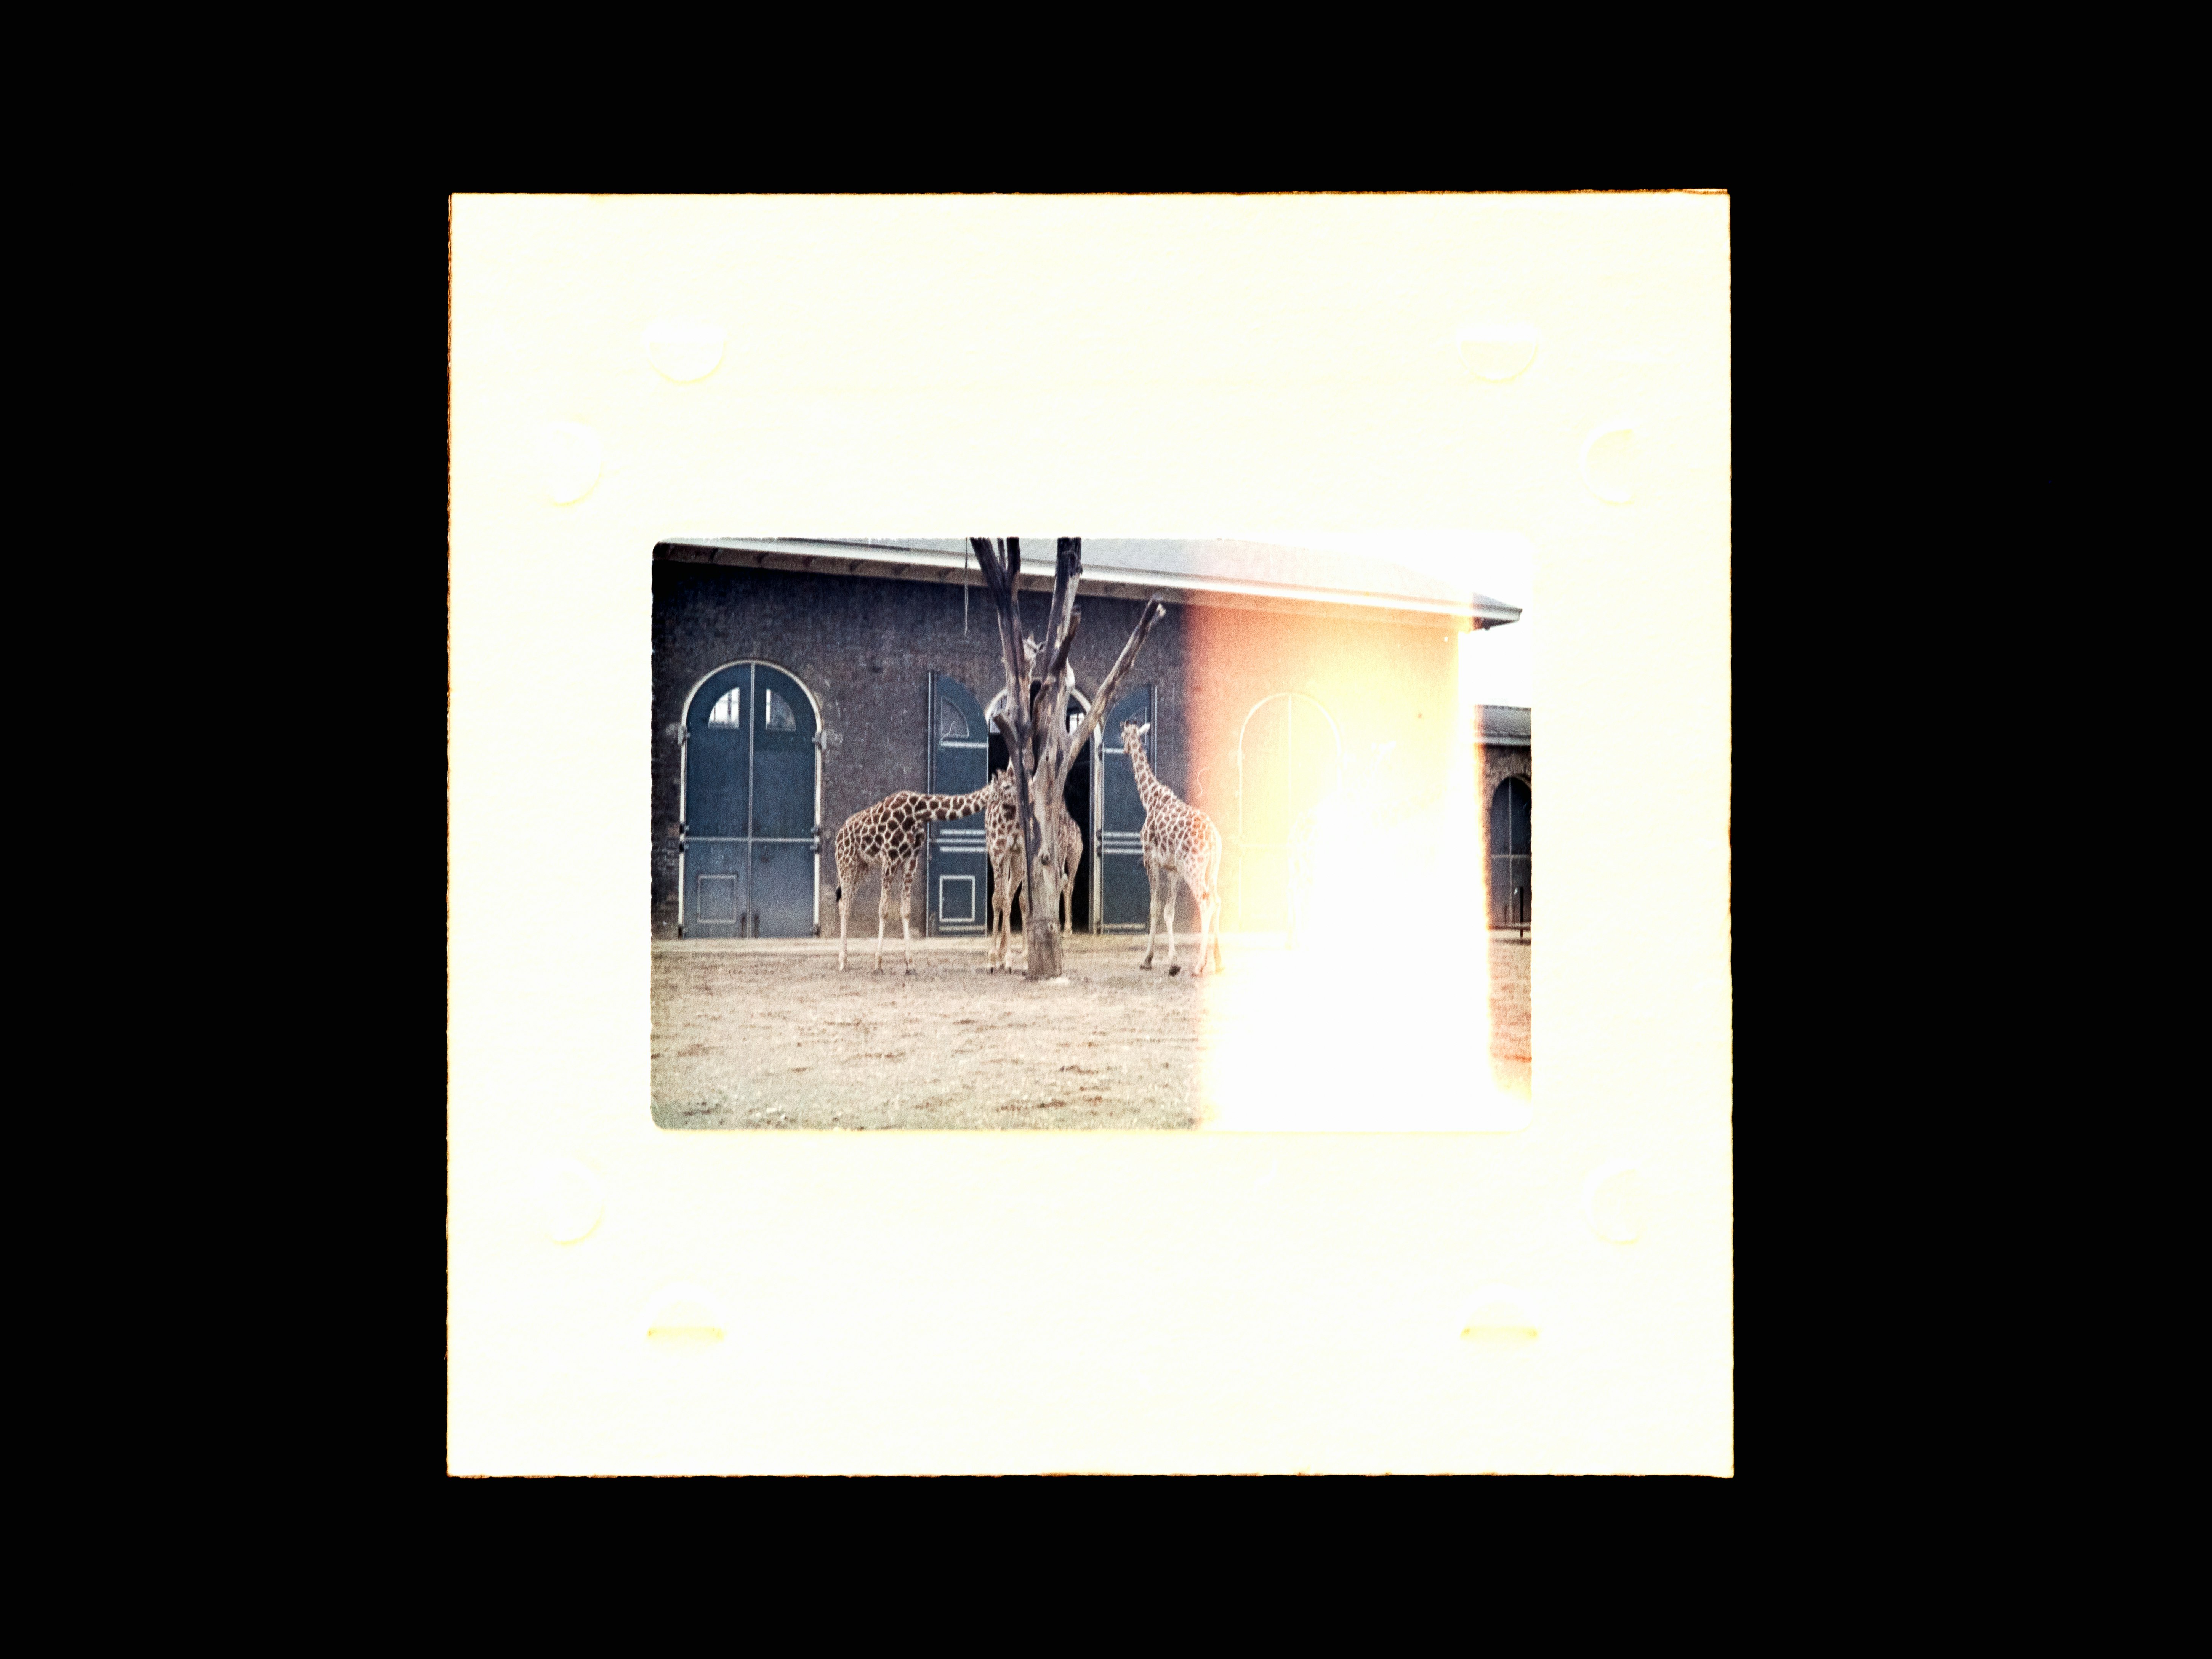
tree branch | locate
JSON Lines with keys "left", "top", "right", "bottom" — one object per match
{"left": 1060, "top": 592, "right": 1171, "bottom": 779}
{"left": 1043, "top": 606, "right": 1081, "bottom": 695}
{"left": 973, "top": 543, "right": 1167, "bottom": 978}
{"left": 972, "top": 538, "right": 1034, "bottom": 751}
{"left": 1039, "top": 540, "right": 1081, "bottom": 678}
{"left": 973, "top": 538, "right": 1050, "bottom": 897}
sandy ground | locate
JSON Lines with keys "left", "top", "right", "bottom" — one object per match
{"left": 651, "top": 931, "right": 1531, "bottom": 1132}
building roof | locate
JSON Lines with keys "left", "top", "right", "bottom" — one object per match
{"left": 654, "top": 537, "right": 1523, "bottom": 631}
{"left": 1476, "top": 705, "right": 1531, "bottom": 746}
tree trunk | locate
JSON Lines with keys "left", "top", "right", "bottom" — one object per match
{"left": 970, "top": 536, "right": 1169, "bottom": 981}
{"left": 1025, "top": 852, "right": 1064, "bottom": 978}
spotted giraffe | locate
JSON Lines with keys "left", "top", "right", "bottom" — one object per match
{"left": 1121, "top": 720, "right": 1224, "bottom": 977}
{"left": 984, "top": 789, "right": 1085, "bottom": 971}
{"left": 833, "top": 773, "right": 1013, "bottom": 973}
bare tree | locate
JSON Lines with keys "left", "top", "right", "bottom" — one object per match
{"left": 969, "top": 537, "right": 1169, "bottom": 981}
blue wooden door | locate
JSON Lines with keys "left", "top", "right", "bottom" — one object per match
{"left": 1098, "top": 685, "right": 1155, "bottom": 930}
{"left": 681, "top": 663, "right": 819, "bottom": 937}
{"left": 927, "top": 673, "right": 991, "bottom": 935}
{"left": 1489, "top": 776, "right": 1531, "bottom": 927}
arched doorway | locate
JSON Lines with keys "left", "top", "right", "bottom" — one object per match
{"left": 984, "top": 685, "right": 1098, "bottom": 932}
{"left": 1489, "top": 775, "right": 1531, "bottom": 929}
{"left": 1236, "top": 693, "right": 1342, "bottom": 931}
{"left": 679, "top": 661, "right": 821, "bottom": 937}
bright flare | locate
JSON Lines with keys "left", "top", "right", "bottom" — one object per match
{"left": 1195, "top": 633, "right": 1527, "bottom": 1131}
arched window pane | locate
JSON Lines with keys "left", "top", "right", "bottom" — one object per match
{"left": 940, "top": 702, "right": 971, "bottom": 740}
{"left": 762, "top": 687, "right": 796, "bottom": 731}
{"left": 707, "top": 689, "right": 742, "bottom": 726}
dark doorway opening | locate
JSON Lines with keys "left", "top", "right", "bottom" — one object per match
{"left": 1490, "top": 775, "right": 1532, "bottom": 928}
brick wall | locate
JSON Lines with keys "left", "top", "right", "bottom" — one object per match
{"left": 653, "top": 556, "right": 1466, "bottom": 939}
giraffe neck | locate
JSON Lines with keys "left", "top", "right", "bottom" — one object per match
{"left": 1128, "top": 740, "right": 1175, "bottom": 813}
{"left": 923, "top": 783, "right": 998, "bottom": 821}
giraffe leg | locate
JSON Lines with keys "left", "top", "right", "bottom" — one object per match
{"left": 835, "top": 854, "right": 853, "bottom": 971}
{"left": 1203, "top": 846, "right": 1225, "bottom": 974}
{"left": 875, "top": 868, "right": 890, "bottom": 972}
{"left": 995, "top": 859, "right": 1016, "bottom": 971}
{"left": 897, "top": 856, "right": 918, "bottom": 974}
{"left": 1140, "top": 860, "right": 1161, "bottom": 969}
{"left": 988, "top": 862, "right": 1006, "bottom": 970}
{"left": 1161, "top": 868, "right": 1182, "bottom": 973}
{"left": 1192, "top": 878, "right": 1220, "bottom": 978}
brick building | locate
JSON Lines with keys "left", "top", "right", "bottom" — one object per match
{"left": 652, "top": 538, "right": 1522, "bottom": 940}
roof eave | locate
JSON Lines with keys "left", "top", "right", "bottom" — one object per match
{"left": 654, "top": 539, "right": 1523, "bottom": 630}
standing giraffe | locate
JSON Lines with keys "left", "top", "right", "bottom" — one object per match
{"left": 984, "top": 790, "right": 1084, "bottom": 972}
{"left": 1121, "top": 720, "right": 1224, "bottom": 977}
{"left": 833, "top": 773, "right": 1012, "bottom": 973}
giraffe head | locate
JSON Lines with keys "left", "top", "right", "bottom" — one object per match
{"left": 1120, "top": 720, "right": 1150, "bottom": 751}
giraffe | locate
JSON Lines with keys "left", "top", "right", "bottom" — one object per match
{"left": 833, "top": 773, "right": 1013, "bottom": 973}
{"left": 1121, "top": 720, "right": 1224, "bottom": 977}
{"left": 984, "top": 788, "right": 1084, "bottom": 971}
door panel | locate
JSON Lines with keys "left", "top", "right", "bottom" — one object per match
{"left": 927, "top": 674, "right": 992, "bottom": 935}
{"left": 1237, "top": 694, "right": 1340, "bottom": 933}
{"left": 750, "top": 665, "right": 817, "bottom": 840}
{"left": 1102, "top": 853, "right": 1152, "bottom": 929}
{"left": 751, "top": 840, "right": 814, "bottom": 937}
{"left": 1240, "top": 696, "right": 1291, "bottom": 847}
{"left": 686, "top": 666, "right": 752, "bottom": 839}
{"left": 687, "top": 840, "right": 749, "bottom": 938}
{"left": 1098, "top": 685, "right": 1154, "bottom": 930}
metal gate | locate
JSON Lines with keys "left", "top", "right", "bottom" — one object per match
{"left": 1489, "top": 775, "right": 1531, "bottom": 929}
{"left": 679, "top": 662, "right": 820, "bottom": 937}
{"left": 1097, "top": 685, "right": 1155, "bottom": 930}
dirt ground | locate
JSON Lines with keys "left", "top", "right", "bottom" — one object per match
{"left": 652, "top": 931, "right": 1531, "bottom": 1131}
